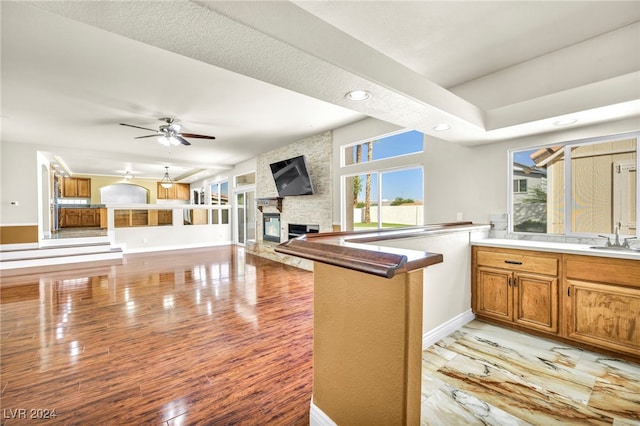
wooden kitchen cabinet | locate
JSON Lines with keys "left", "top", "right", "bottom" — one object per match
{"left": 62, "top": 177, "right": 91, "bottom": 198}
{"left": 564, "top": 255, "right": 640, "bottom": 357}
{"left": 61, "top": 209, "right": 81, "bottom": 227}
{"left": 80, "top": 208, "right": 98, "bottom": 226}
{"left": 157, "top": 183, "right": 190, "bottom": 200}
{"left": 59, "top": 208, "right": 99, "bottom": 227}
{"left": 473, "top": 247, "right": 559, "bottom": 334}
{"left": 175, "top": 183, "right": 190, "bottom": 201}
{"left": 99, "top": 208, "right": 107, "bottom": 229}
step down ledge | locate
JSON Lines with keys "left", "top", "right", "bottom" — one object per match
{"left": 1, "top": 244, "right": 114, "bottom": 261}
{"left": 0, "top": 251, "right": 123, "bottom": 271}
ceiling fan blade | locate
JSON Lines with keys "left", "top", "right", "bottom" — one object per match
{"left": 134, "top": 134, "right": 160, "bottom": 139}
{"left": 180, "top": 132, "right": 216, "bottom": 140}
{"left": 175, "top": 135, "right": 191, "bottom": 146}
{"left": 119, "top": 123, "right": 159, "bottom": 132}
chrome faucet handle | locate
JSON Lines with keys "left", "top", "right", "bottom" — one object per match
{"left": 614, "top": 224, "right": 622, "bottom": 246}
{"left": 624, "top": 237, "right": 637, "bottom": 248}
{"left": 597, "top": 235, "right": 612, "bottom": 246}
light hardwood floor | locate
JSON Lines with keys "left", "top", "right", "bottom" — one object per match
{"left": 1, "top": 247, "right": 313, "bottom": 425}
{"left": 1, "top": 246, "right": 638, "bottom": 425}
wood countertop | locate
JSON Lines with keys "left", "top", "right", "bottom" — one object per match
{"left": 275, "top": 222, "right": 488, "bottom": 278}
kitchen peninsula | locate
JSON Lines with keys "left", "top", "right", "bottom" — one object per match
{"left": 276, "top": 222, "right": 488, "bottom": 426}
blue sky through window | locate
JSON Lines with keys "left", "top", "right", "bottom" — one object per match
{"left": 353, "top": 130, "right": 423, "bottom": 162}
{"left": 352, "top": 131, "right": 424, "bottom": 202}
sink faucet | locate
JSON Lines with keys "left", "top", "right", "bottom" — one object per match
{"left": 613, "top": 223, "right": 621, "bottom": 247}
{"left": 599, "top": 222, "right": 632, "bottom": 248}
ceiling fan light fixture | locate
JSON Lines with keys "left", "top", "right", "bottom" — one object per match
{"left": 157, "top": 135, "right": 181, "bottom": 146}
{"left": 160, "top": 166, "right": 174, "bottom": 189}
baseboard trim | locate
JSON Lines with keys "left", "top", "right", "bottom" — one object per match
{"left": 422, "top": 310, "right": 475, "bottom": 350}
{"left": 309, "top": 398, "right": 337, "bottom": 426}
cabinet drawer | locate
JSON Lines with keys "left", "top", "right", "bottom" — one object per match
{"left": 565, "top": 255, "right": 640, "bottom": 288}
{"left": 476, "top": 249, "right": 558, "bottom": 276}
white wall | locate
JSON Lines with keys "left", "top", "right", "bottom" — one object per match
{"left": 363, "top": 229, "right": 482, "bottom": 336}
{"left": 0, "top": 142, "right": 39, "bottom": 224}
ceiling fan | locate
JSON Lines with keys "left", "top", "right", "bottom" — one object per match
{"left": 119, "top": 117, "right": 216, "bottom": 146}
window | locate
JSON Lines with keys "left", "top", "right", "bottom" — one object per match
{"left": 346, "top": 167, "right": 424, "bottom": 230}
{"left": 513, "top": 179, "right": 527, "bottom": 193}
{"left": 235, "top": 172, "right": 256, "bottom": 186}
{"left": 210, "top": 181, "right": 230, "bottom": 224}
{"left": 341, "top": 130, "right": 425, "bottom": 231}
{"left": 510, "top": 132, "right": 638, "bottom": 236}
{"left": 343, "top": 130, "right": 423, "bottom": 166}
{"left": 210, "top": 181, "right": 229, "bottom": 205}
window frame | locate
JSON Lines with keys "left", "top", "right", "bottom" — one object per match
{"left": 513, "top": 179, "right": 528, "bottom": 194}
{"left": 341, "top": 164, "right": 424, "bottom": 231}
{"left": 508, "top": 131, "right": 639, "bottom": 237}
{"left": 340, "top": 129, "right": 424, "bottom": 168}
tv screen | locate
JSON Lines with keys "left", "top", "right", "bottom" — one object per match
{"left": 269, "top": 155, "right": 314, "bottom": 196}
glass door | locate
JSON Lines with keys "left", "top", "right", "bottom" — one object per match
{"left": 235, "top": 189, "right": 256, "bottom": 245}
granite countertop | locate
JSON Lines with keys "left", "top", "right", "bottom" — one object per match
{"left": 471, "top": 238, "right": 640, "bottom": 260}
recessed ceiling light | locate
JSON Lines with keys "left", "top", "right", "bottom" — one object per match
{"left": 553, "top": 118, "right": 577, "bottom": 126}
{"left": 345, "top": 90, "right": 370, "bottom": 101}
{"left": 432, "top": 123, "right": 451, "bottom": 131}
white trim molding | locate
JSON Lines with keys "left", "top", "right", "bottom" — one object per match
{"left": 310, "top": 398, "right": 337, "bottom": 426}
{"left": 422, "top": 310, "right": 475, "bottom": 350}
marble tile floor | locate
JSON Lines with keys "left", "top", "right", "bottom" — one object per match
{"left": 421, "top": 320, "right": 640, "bottom": 425}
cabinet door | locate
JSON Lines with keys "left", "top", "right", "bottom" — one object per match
{"left": 158, "top": 209, "right": 173, "bottom": 225}
{"left": 99, "top": 208, "right": 107, "bottom": 229}
{"left": 475, "top": 267, "right": 512, "bottom": 321}
{"left": 157, "top": 183, "right": 177, "bottom": 199}
{"left": 64, "top": 209, "right": 81, "bottom": 227}
{"left": 76, "top": 178, "right": 91, "bottom": 198}
{"left": 80, "top": 209, "right": 97, "bottom": 226}
{"left": 175, "top": 183, "right": 190, "bottom": 200}
{"left": 566, "top": 280, "right": 640, "bottom": 356}
{"left": 513, "top": 273, "right": 558, "bottom": 333}
{"left": 62, "top": 178, "right": 77, "bottom": 197}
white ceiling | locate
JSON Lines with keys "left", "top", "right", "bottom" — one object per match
{"left": 2, "top": 1, "right": 639, "bottom": 182}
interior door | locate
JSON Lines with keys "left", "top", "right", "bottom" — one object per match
{"left": 235, "top": 190, "right": 256, "bottom": 245}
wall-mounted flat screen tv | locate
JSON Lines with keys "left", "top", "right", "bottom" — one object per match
{"left": 269, "top": 155, "right": 314, "bottom": 197}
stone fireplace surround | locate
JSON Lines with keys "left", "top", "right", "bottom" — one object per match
{"left": 246, "top": 131, "right": 333, "bottom": 270}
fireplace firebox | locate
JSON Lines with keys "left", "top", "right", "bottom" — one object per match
{"left": 262, "top": 213, "right": 281, "bottom": 243}
{"left": 288, "top": 223, "right": 319, "bottom": 240}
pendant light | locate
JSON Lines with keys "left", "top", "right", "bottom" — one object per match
{"left": 160, "top": 166, "right": 174, "bottom": 189}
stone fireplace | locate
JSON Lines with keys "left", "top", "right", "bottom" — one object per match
{"left": 247, "top": 130, "right": 333, "bottom": 270}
